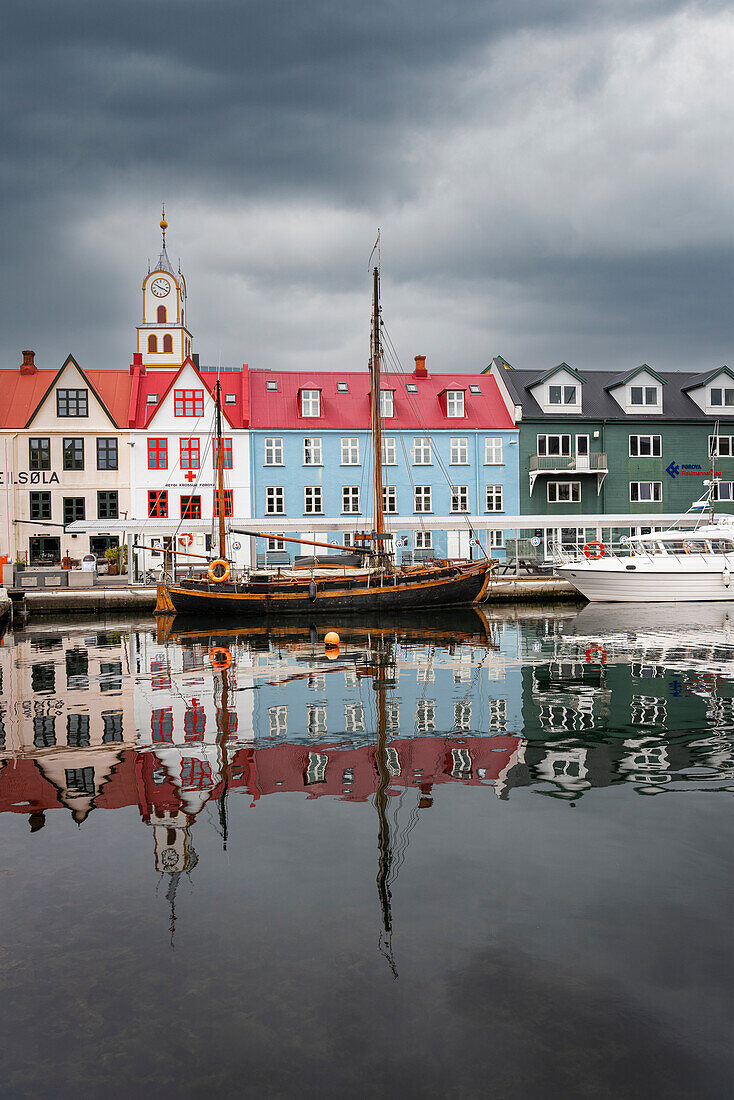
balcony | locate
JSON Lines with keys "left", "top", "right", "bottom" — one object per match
{"left": 529, "top": 452, "right": 608, "bottom": 494}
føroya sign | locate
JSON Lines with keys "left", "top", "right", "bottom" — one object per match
{"left": 0, "top": 471, "right": 60, "bottom": 485}
{"left": 666, "top": 462, "right": 721, "bottom": 479}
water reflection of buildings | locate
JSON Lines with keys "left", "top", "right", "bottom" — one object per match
{"left": 2, "top": 612, "right": 734, "bottom": 880}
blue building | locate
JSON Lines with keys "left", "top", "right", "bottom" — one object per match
{"left": 247, "top": 358, "right": 519, "bottom": 563}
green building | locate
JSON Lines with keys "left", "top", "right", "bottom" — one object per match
{"left": 485, "top": 358, "right": 734, "bottom": 555}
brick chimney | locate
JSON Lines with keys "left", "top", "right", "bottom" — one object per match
{"left": 413, "top": 354, "right": 427, "bottom": 378}
{"left": 20, "top": 349, "right": 36, "bottom": 375}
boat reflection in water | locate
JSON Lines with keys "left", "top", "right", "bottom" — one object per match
{"left": 2, "top": 607, "right": 734, "bottom": 931}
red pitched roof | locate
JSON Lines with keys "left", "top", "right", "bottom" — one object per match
{"left": 248, "top": 370, "right": 515, "bottom": 430}
{"left": 129, "top": 363, "right": 249, "bottom": 428}
{"left": 0, "top": 366, "right": 132, "bottom": 429}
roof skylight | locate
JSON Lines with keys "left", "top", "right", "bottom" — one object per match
{"left": 406, "top": 383, "right": 418, "bottom": 393}
{"left": 469, "top": 384, "right": 481, "bottom": 394}
{"left": 146, "top": 393, "right": 158, "bottom": 404}
{"left": 337, "top": 382, "right": 349, "bottom": 392}
{"left": 266, "top": 380, "right": 278, "bottom": 392}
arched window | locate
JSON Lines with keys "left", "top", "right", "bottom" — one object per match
{"left": 157, "top": 305, "right": 167, "bottom": 323}
{"left": 163, "top": 334, "right": 173, "bottom": 353}
{"left": 186, "top": 339, "right": 190, "bottom": 356}
{"left": 148, "top": 334, "right": 158, "bottom": 353}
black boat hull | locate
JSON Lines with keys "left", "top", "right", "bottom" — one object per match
{"left": 156, "top": 562, "right": 491, "bottom": 617}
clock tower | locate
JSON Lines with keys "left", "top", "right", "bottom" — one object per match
{"left": 137, "top": 209, "right": 194, "bottom": 368}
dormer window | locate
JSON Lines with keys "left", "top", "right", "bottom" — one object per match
{"left": 300, "top": 389, "right": 321, "bottom": 417}
{"left": 549, "top": 385, "right": 577, "bottom": 406}
{"left": 380, "top": 390, "right": 394, "bottom": 418}
{"left": 446, "top": 390, "right": 464, "bottom": 418}
{"left": 630, "top": 386, "right": 659, "bottom": 406}
{"left": 710, "top": 387, "right": 734, "bottom": 407}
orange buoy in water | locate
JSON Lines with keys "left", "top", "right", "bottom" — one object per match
{"left": 325, "top": 647, "right": 340, "bottom": 660}
{"left": 324, "top": 631, "right": 340, "bottom": 648}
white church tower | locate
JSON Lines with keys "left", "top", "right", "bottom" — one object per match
{"left": 136, "top": 209, "right": 193, "bottom": 368}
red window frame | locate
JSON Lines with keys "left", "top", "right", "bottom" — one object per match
{"left": 180, "top": 495, "right": 201, "bottom": 519}
{"left": 180, "top": 437, "right": 200, "bottom": 469}
{"left": 174, "top": 389, "right": 204, "bottom": 416}
{"left": 151, "top": 707, "right": 173, "bottom": 740}
{"left": 213, "top": 489, "right": 233, "bottom": 517}
{"left": 212, "top": 438, "right": 233, "bottom": 469}
{"left": 147, "top": 438, "right": 168, "bottom": 469}
{"left": 148, "top": 490, "right": 168, "bottom": 518}
{"left": 180, "top": 758, "right": 212, "bottom": 788}
{"left": 184, "top": 703, "right": 206, "bottom": 742}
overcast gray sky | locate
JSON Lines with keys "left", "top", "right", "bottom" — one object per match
{"left": 3, "top": 0, "right": 734, "bottom": 375}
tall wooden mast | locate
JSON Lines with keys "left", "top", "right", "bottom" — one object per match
{"left": 369, "top": 265, "right": 386, "bottom": 552}
{"left": 214, "top": 380, "right": 227, "bottom": 561}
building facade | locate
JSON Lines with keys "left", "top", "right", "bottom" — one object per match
{"left": 486, "top": 358, "right": 734, "bottom": 555}
{"left": 0, "top": 352, "right": 132, "bottom": 566}
{"left": 248, "top": 356, "right": 519, "bottom": 563}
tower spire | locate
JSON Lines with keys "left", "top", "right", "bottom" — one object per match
{"left": 160, "top": 204, "right": 168, "bottom": 250}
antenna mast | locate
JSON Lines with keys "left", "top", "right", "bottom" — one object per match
{"left": 215, "top": 381, "right": 227, "bottom": 560}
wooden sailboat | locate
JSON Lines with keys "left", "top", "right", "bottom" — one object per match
{"left": 155, "top": 267, "right": 492, "bottom": 618}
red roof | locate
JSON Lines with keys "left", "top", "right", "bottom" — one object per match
{"left": 248, "top": 370, "right": 515, "bottom": 430}
{"left": 0, "top": 365, "right": 132, "bottom": 429}
{"left": 129, "top": 362, "right": 249, "bottom": 428}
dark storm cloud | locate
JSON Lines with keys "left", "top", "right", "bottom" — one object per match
{"left": 1, "top": 0, "right": 733, "bottom": 371}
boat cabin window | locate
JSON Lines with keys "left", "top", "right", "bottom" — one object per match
{"left": 659, "top": 538, "right": 712, "bottom": 554}
{"left": 710, "top": 538, "right": 734, "bottom": 552}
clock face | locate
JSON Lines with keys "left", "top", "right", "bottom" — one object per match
{"left": 151, "top": 278, "right": 170, "bottom": 297}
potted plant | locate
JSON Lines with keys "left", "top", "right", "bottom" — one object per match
{"left": 104, "top": 546, "right": 120, "bottom": 575}
{"left": 14, "top": 552, "right": 27, "bottom": 574}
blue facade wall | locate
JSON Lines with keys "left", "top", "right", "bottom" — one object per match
{"left": 249, "top": 428, "right": 520, "bottom": 560}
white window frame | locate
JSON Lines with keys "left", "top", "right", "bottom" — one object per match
{"left": 709, "top": 387, "right": 734, "bottom": 408}
{"left": 413, "top": 437, "right": 432, "bottom": 465}
{"left": 547, "top": 481, "right": 581, "bottom": 503}
{"left": 450, "top": 437, "right": 468, "bottom": 465}
{"left": 629, "top": 385, "right": 660, "bottom": 407}
{"left": 344, "top": 704, "right": 365, "bottom": 733}
{"left": 264, "top": 437, "right": 283, "bottom": 465}
{"left": 342, "top": 486, "right": 360, "bottom": 513}
{"left": 266, "top": 486, "right": 284, "bottom": 514}
{"left": 629, "top": 435, "right": 662, "bottom": 457}
{"left": 713, "top": 482, "right": 734, "bottom": 501}
{"left": 415, "top": 530, "right": 432, "bottom": 549}
{"left": 709, "top": 435, "right": 734, "bottom": 457}
{"left": 380, "top": 390, "right": 394, "bottom": 418}
{"left": 303, "top": 437, "right": 322, "bottom": 465}
{"left": 304, "top": 486, "right": 323, "bottom": 514}
{"left": 340, "top": 437, "right": 360, "bottom": 465}
{"left": 537, "top": 434, "right": 572, "bottom": 457}
{"left": 485, "top": 485, "right": 503, "bottom": 512}
{"left": 301, "top": 389, "right": 320, "bottom": 417}
{"left": 484, "top": 437, "right": 503, "bottom": 464}
{"left": 630, "top": 481, "right": 662, "bottom": 503}
{"left": 381, "top": 436, "right": 396, "bottom": 465}
{"left": 307, "top": 705, "right": 327, "bottom": 737}
{"left": 548, "top": 384, "right": 578, "bottom": 406}
{"left": 269, "top": 705, "right": 287, "bottom": 736}
{"left": 488, "top": 530, "right": 504, "bottom": 548}
{"left": 446, "top": 390, "right": 465, "bottom": 418}
{"left": 382, "top": 485, "right": 397, "bottom": 514}
{"left": 414, "top": 485, "right": 432, "bottom": 513}
{"left": 451, "top": 485, "right": 469, "bottom": 513}
{"left": 267, "top": 537, "right": 284, "bottom": 551}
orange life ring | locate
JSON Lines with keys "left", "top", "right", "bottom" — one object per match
{"left": 179, "top": 532, "right": 194, "bottom": 547}
{"left": 584, "top": 540, "right": 605, "bottom": 560}
{"left": 208, "top": 558, "right": 231, "bottom": 583}
{"left": 209, "top": 646, "right": 232, "bottom": 671}
{"left": 586, "top": 644, "right": 607, "bottom": 665}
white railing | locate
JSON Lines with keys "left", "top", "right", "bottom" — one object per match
{"left": 529, "top": 452, "right": 608, "bottom": 472}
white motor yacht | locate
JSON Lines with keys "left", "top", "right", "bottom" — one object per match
{"left": 553, "top": 484, "right": 734, "bottom": 603}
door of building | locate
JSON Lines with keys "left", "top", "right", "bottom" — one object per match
{"left": 447, "top": 530, "right": 470, "bottom": 560}
{"left": 29, "top": 536, "right": 61, "bottom": 565}
{"left": 575, "top": 435, "right": 590, "bottom": 470}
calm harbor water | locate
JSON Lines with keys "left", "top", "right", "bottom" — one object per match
{"left": 1, "top": 604, "right": 734, "bottom": 1097}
